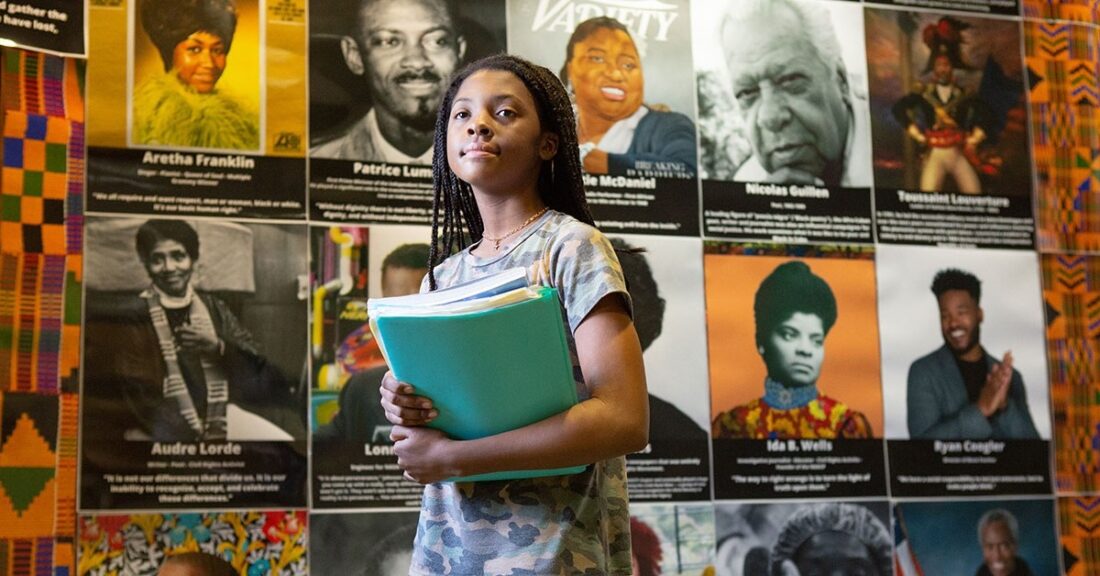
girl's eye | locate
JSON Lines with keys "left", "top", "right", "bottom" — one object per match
{"left": 453, "top": 110, "right": 469, "bottom": 120}
{"left": 496, "top": 109, "right": 516, "bottom": 118}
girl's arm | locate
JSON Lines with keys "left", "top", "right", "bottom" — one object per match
{"left": 384, "top": 293, "right": 649, "bottom": 484}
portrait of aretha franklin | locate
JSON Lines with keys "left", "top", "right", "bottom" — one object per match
{"left": 133, "top": 0, "right": 259, "bottom": 150}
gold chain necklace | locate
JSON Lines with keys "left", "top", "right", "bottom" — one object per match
{"left": 482, "top": 207, "right": 549, "bottom": 251}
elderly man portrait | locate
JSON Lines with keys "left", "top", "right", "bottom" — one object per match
{"left": 83, "top": 220, "right": 300, "bottom": 443}
{"left": 719, "top": 0, "right": 870, "bottom": 188}
{"left": 310, "top": 0, "right": 466, "bottom": 163}
{"left": 975, "top": 509, "right": 1035, "bottom": 576}
{"left": 907, "top": 268, "right": 1039, "bottom": 440}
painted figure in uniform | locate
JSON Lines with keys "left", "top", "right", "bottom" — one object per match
{"left": 892, "top": 17, "right": 989, "bottom": 194}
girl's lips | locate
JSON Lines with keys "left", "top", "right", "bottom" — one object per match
{"left": 462, "top": 143, "right": 500, "bottom": 157}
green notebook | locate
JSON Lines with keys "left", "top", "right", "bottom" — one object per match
{"left": 370, "top": 283, "right": 585, "bottom": 482}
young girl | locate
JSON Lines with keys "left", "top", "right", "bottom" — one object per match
{"left": 380, "top": 54, "right": 649, "bottom": 575}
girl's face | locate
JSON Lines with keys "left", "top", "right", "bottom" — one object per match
{"left": 172, "top": 31, "right": 227, "bottom": 94}
{"left": 446, "top": 69, "right": 558, "bottom": 196}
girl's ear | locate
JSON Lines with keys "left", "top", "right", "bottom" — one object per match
{"left": 539, "top": 132, "right": 559, "bottom": 161}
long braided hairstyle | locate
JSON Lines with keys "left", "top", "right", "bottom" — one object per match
{"left": 427, "top": 54, "right": 594, "bottom": 290}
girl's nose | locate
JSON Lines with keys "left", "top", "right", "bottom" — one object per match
{"left": 467, "top": 118, "right": 492, "bottom": 137}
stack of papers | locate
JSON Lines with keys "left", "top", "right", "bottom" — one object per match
{"left": 367, "top": 267, "right": 585, "bottom": 482}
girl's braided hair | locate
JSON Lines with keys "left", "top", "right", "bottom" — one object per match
{"left": 427, "top": 54, "right": 594, "bottom": 290}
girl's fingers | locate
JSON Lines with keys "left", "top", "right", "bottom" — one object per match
{"left": 379, "top": 385, "right": 434, "bottom": 410}
{"left": 381, "top": 397, "right": 438, "bottom": 425}
{"left": 384, "top": 409, "right": 436, "bottom": 426}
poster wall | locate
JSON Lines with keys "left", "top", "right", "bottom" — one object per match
{"left": 0, "top": 0, "right": 87, "bottom": 58}
{"left": 307, "top": 0, "right": 506, "bottom": 224}
{"left": 309, "top": 223, "right": 431, "bottom": 509}
{"left": 309, "top": 511, "right": 419, "bottom": 576}
{"left": 865, "top": 8, "right": 1034, "bottom": 248}
{"left": 613, "top": 234, "right": 711, "bottom": 502}
{"left": 78, "top": 511, "right": 307, "bottom": 575}
{"left": 893, "top": 499, "right": 1059, "bottom": 575}
{"left": 705, "top": 243, "right": 887, "bottom": 499}
{"left": 45, "top": 0, "right": 1100, "bottom": 573}
{"left": 714, "top": 500, "right": 892, "bottom": 576}
{"left": 867, "top": 0, "right": 1021, "bottom": 16}
{"left": 629, "top": 503, "right": 715, "bottom": 576}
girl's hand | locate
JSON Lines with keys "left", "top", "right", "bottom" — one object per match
{"left": 390, "top": 425, "right": 456, "bottom": 484}
{"left": 379, "top": 371, "right": 437, "bottom": 426}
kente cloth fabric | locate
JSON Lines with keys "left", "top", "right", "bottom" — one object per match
{"left": 143, "top": 288, "right": 229, "bottom": 440}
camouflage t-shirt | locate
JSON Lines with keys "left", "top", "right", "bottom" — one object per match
{"left": 410, "top": 210, "right": 634, "bottom": 576}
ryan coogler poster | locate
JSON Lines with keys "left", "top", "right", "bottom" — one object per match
{"left": 876, "top": 244, "right": 1052, "bottom": 498}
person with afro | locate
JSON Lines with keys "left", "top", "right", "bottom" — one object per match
{"left": 906, "top": 268, "right": 1038, "bottom": 440}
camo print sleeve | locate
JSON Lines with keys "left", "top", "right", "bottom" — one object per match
{"left": 531, "top": 219, "right": 631, "bottom": 333}
{"left": 410, "top": 210, "right": 634, "bottom": 576}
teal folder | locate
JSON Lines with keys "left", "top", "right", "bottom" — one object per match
{"left": 373, "top": 285, "right": 585, "bottom": 482}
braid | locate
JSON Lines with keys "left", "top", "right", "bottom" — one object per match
{"left": 428, "top": 54, "right": 595, "bottom": 291}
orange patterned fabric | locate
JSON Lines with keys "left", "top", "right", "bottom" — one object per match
{"left": 712, "top": 395, "right": 873, "bottom": 439}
